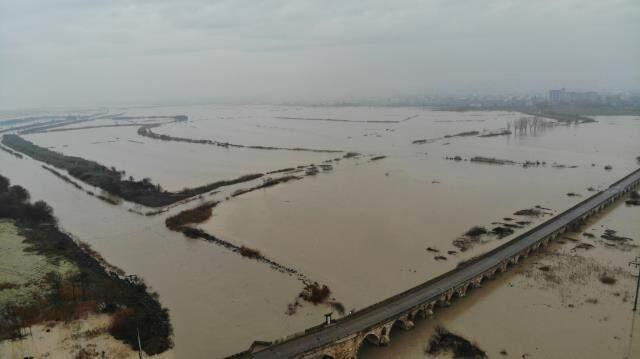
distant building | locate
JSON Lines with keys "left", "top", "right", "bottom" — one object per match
{"left": 548, "top": 89, "right": 565, "bottom": 105}
{"left": 574, "top": 91, "right": 600, "bottom": 103}
{"left": 548, "top": 88, "right": 601, "bottom": 105}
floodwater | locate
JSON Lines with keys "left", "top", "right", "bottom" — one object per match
{"left": 26, "top": 123, "right": 333, "bottom": 192}
{"left": 203, "top": 113, "right": 639, "bottom": 309}
{"left": 0, "top": 153, "right": 328, "bottom": 358}
{"left": 361, "top": 200, "right": 640, "bottom": 359}
{"left": 1, "top": 105, "right": 639, "bottom": 358}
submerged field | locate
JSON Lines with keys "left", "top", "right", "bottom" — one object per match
{"left": 362, "top": 200, "right": 640, "bottom": 359}
{"left": 0, "top": 105, "right": 639, "bottom": 358}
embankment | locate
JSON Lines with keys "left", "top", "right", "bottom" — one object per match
{"left": 138, "top": 124, "right": 342, "bottom": 153}
{"left": 2, "top": 134, "right": 263, "bottom": 207}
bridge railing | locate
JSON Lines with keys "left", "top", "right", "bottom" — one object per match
{"left": 256, "top": 167, "right": 640, "bottom": 349}
{"left": 340, "top": 168, "right": 640, "bottom": 327}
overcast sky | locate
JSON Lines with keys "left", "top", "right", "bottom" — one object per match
{"left": 1, "top": 0, "right": 638, "bottom": 109}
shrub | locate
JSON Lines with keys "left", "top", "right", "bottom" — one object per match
{"left": 465, "top": 226, "right": 487, "bottom": 237}
{"left": 0, "top": 282, "right": 19, "bottom": 290}
{"left": 599, "top": 274, "right": 616, "bottom": 285}
{"left": 23, "top": 200, "right": 56, "bottom": 224}
{"left": 0, "top": 175, "right": 9, "bottom": 192}
{"left": 8, "top": 185, "right": 29, "bottom": 203}
{"left": 330, "top": 301, "right": 345, "bottom": 315}
{"left": 109, "top": 308, "right": 137, "bottom": 340}
{"left": 513, "top": 208, "right": 543, "bottom": 216}
{"left": 239, "top": 246, "right": 261, "bottom": 259}
{"left": 491, "top": 226, "right": 514, "bottom": 238}
{"left": 0, "top": 180, "right": 173, "bottom": 354}
{"left": 299, "top": 282, "right": 331, "bottom": 304}
{"left": 427, "top": 326, "right": 487, "bottom": 359}
{"left": 165, "top": 204, "right": 213, "bottom": 231}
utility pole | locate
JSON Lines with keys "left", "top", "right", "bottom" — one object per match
{"left": 630, "top": 256, "right": 640, "bottom": 312}
{"left": 137, "top": 326, "right": 143, "bottom": 359}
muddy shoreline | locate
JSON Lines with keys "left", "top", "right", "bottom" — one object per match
{"left": 0, "top": 174, "right": 173, "bottom": 355}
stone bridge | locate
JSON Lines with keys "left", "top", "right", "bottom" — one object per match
{"left": 229, "top": 168, "right": 640, "bottom": 359}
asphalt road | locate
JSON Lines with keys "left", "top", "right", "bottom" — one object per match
{"left": 252, "top": 169, "right": 640, "bottom": 359}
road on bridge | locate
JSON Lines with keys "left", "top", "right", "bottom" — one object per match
{"left": 251, "top": 168, "right": 640, "bottom": 359}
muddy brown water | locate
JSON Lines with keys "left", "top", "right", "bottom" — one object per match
{"left": 1, "top": 106, "right": 639, "bottom": 358}
{"left": 361, "top": 202, "right": 640, "bottom": 359}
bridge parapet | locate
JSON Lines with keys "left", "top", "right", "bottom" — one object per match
{"left": 234, "top": 169, "right": 640, "bottom": 359}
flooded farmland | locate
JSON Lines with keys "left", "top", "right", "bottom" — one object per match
{"left": 1, "top": 105, "right": 639, "bottom": 358}
{"left": 3, "top": 1, "right": 639, "bottom": 357}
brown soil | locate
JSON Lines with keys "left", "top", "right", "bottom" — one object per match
{"left": 0, "top": 282, "right": 19, "bottom": 290}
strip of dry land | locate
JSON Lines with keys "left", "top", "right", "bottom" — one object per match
{"left": 138, "top": 123, "right": 343, "bottom": 153}
{"left": 1, "top": 134, "right": 264, "bottom": 207}
{"left": 0, "top": 174, "right": 173, "bottom": 355}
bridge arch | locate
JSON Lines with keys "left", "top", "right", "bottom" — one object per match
{"left": 438, "top": 290, "right": 455, "bottom": 306}
{"left": 469, "top": 276, "right": 484, "bottom": 289}
{"left": 496, "top": 262, "right": 507, "bottom": 273}
{"left": 411, "top": 305, "right": 430, "bottom": 320}
{"left": 452, "top": 283, "right": 470, "bottom": 299}
{"left": 388, "top": 318, "right": 409, "bottom": 338}
{"left": 356, "top": 332, "right": 382, "bottom": 356}
{"left": 363, "top": 333, "right": 381, "bottom": 345}
{"left": 486, "top": 268, "right": 498, "bottom": 279}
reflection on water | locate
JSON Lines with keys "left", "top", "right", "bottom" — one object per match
{"left": 1, "top": 105, "right": 638, "bottom": 358}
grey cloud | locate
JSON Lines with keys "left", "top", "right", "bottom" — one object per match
{"left": 0, "top": 0, "right": 638, "bottom": 109}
